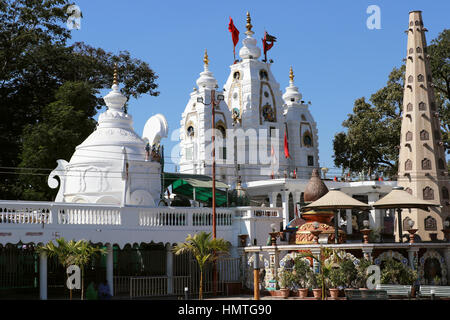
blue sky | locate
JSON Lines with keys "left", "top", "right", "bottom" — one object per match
{"left": 68, "top": 0, "right": 449, "bottom": 173}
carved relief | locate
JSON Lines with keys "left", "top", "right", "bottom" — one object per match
{"left": 422, "top": 158, "right": 431, "bottom": 170}
{"left": 418, "top": 74, "right": 424, "bottom": 82}
{"left": 407, "top": 103, "right": 413, "bottom": 111}
{"left": 420, "top": 130, "right": 429, "bottom": 140}
{"left": 405, "top": 187, "right": 413, "bottom": 195}
{"left": 405, "top": 159, "right": 412, "bottom": 171}
{"left": 424, "top": 216, "right": 437, "bottom": 231}
{"left": 423, "top": 187, "right": 434, "bottom": 200}
{"left": 409, "top": 48, "right": 414, "bottom": 54}
{"left": 259, "top": 82, "right": 277, "bottom": 124}
{"left": 419, "top": 101, "right": 426, "bottom": 111}
{"left": 416, "top": 46, "right": 422, "bottom": 53}
{"left": 408, "top": 75, "right": 414, "bottom": 83}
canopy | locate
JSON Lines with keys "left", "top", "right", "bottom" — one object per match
{"left": 302, "top": 188, "right": 371, "bottom": 211}
{"left": 162, "top": 172, "right": 229, "bottom": 206}
{"left": 372, "top": 187, "right": 440, "bottom": 210}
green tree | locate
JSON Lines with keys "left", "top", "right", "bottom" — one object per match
{"left": 18, "top": 81, "right": 98, "bottom": 200}
{"left": 333, "top": 30, "right": 449, "bottom": 177}
{"left": 0, "top": 0, "right": 159, "bottom": 200}
{"left": 37, "top": 237, "right": 106, "bottom": 300}
{"left": 173, "top": 232, "right": 230, "bottom": 300}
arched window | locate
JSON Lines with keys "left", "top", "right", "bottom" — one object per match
{"left": 408, "top": 75, "right": 414, "bottom": 83}
{"left": 442, "top": 187, "right": 449, "bottom": 200}
{"left": 423, "top": 187, "right": 434, "bottom": 200}
{"left": 403, "top": 217, "right": 413, "bottom": 231}
{"left": 418, "top": 74, "right": 424, "bottom": 82}
{"left": 406, "top": 131, "right": 413, "bottom": 141}
{"left": 187, "top": 125, "right": 195, "bottom": 138}
{"left": 424, "top": 216, "right": 437, "bottom": 231}
{"left": 405, "top": 159, "right": 412, "bottom": 171}
{"left": 409, "top": 21, "right": 414, "bottom": 26}
{"left": 303, "top": 132, "right": 313, "bottom": 147}
{"left": 288, "top": 193, "right": 294, "bottom": 221}
{"left": 233, "top": 71, "right": 241, "bottom": 80}
{"left": 419, "top": 101, "right": 426, "bottom": 111}
{"left": 415, "top": 20, "right": 420, "bottom": 26}
{"left": 409, "top": 48, "right": 414, "bottom": 54}
{"left": 416, "top": 47, "right": 422, "bottom": 53}
{"left": 259, "top": 70, "right": 269, "bottom": 81}
{"left": 420, "top": 130, "right": 429, "bottom": 140}
{"left": 276, "top": 194, "right": 282, "bottom": 208}
{"left": 422, "top": 158, "right": 431, "bottom": 170}
{"left": 407, "top": 103, "right": 413, "bottom": 111}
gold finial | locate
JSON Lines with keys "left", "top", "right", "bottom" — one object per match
{"left": 113, "top": 63, "right": 118, "bottom": 85}
{"left": 203, "top": 49, "right": 209, "bottom": 66}
{"left": 289, "top": 66, "right": 294, "bottom": 82}
{"left": 246, "top": 11, "right": 253, "bottom": 32}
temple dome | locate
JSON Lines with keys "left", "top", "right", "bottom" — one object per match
{"left": 303, "top": 168, "right": 328, "bottom": 202}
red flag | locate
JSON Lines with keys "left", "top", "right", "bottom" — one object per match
{"left": 293, "top": 168, "right": 297, "bottom": 179}
{"left": 262, "top": 31, "right": 277, "bottom": 60}
{"left": 228, "top": 17, "right": 239, "bottom": 57}
{"left": 284, "top": 129, "right": 290, "bottom": 159}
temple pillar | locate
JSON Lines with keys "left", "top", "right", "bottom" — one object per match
{"left": 106, "top": 243, "right": 114, "bottom": 296}
{"left": 281, "top": 192, "right": 288, "bottom": 228}
{"left": 346, "top": 209, "right": 352, "bottom": 235}
{"left": 311, "top": 248, "right": 321, "bottom": 273}
{"left": 166, "top": 243, "right": 173, "bottom": 295}
{"left": 268, "top": 248, "right": 280, "bottom": 288}
{"left": 39, "top": 251, "right": 47, "bottom": 300}
{"left": 368, "top": 193, "right": 381, "bottom": 231}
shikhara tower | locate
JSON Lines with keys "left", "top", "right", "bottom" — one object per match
{"left": 179, "top": 12, "right": 319, "bottom": 185}
{"left": 397, "top": 11, "right": 450, "bottom": 241}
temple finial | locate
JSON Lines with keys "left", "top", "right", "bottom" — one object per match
{"left": 113, "top": 63, "right": 118, "bottom": 85}
{"left": 246, "top": 12, "right": 253, "bottom": 32}
{"left": 289, "top": 66, "right": 294, "bottom": 82}
{"left": 203, "top": 49, "right": 209, "bottom": 67}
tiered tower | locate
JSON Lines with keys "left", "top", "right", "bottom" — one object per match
{"left": 397, "top": 11, "right": 450, "bottom": 241}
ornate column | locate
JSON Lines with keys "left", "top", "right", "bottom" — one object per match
{"left": 39, "top": 251, "right": 47, "bottom": 300}
{"left": 166, "top": 243, "right": 174, "bottom": 295}
{"left": 311, "top": 248, "right": 321, "bottom": 273}
{"left": 106, "top": 243, "right": 114, "bottom": 296}
{"left": 268, "top": 247, "right": 280, "bottom": 288}
{"left": 362, "top": 247, "right": 373, "bottom": 262}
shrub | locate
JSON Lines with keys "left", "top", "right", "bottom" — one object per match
{"left": 380, "top": 258, "right": 417, "bottom": 285}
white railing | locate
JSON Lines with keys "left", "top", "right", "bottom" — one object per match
{"left": 0, "top": 201, "right": 238, "bottom": 228}
{"left": 234, "top": 206, "right": 282, "bottom": 218}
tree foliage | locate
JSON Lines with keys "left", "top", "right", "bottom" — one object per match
{"left": 333, "top": 29, "right": 449, "bottom": 177}
{"left": 173, "top": 232, "right": 230, "bottom": 300}
{"left": 0, "top": 0, "right": 159, "bottom": 200}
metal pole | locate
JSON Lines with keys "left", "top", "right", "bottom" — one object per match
{"left": 253, "top": 252, "right": 260, "bottom": 300}
{"left": 397, "top": 208, "right": 403, "bottom": 243}
{"left": 211, "top": 89, "right": 217, "bottom": 296}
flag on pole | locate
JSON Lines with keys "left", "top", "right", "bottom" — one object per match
{"left": 228, "top": 17, "right": 240, "bottom": 60}
{"left": 293, "top": 168, "right": 297, "bottom": 179}
{"left": 262, "top": 31, "right": 277, "bottom": 61}
{"left": 270, "top": 145, "right": 275, "bottom": 179}
{"left": 284, "top": 129, "right": 290, "bottom": 159}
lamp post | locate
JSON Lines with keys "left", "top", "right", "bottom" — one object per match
{"left": 197, "top": 89, "right": 224, "bottom": 296}
{"left": 197, "top": 90, "right": 224, "bottom": 239}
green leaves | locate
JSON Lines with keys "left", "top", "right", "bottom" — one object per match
{"left": 333, "top": 30, "right": 449, "bottom": 177}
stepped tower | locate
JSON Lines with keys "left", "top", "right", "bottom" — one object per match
{"left": 397, "top": 11, "right": 450, "bottom": 241}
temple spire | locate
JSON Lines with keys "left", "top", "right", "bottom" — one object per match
{"left": 245, "top": 11, "right": 253, "bottom": 35}
{"left": 113, "top": 63, "right": 118, "bottom": 86}
{"left": 203, "top": 49, "right": 209, "bottom": 70}
{"left": 289, "top": 66, "right": 294, "bottom": 84}
{"left": 397, "top": 11, "right": 449, "bottom": 241}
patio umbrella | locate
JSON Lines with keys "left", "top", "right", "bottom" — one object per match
{"left": 302, "top": 188, "right": 371, "bottom": 243}
{"left": 372, "top": 186, "right": 440, "bottom": 243}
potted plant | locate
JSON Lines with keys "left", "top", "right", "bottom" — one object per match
{"left": 279, "top": 270, "right": 294, "bottom": 298}
{"left": 293, "top": 256, "right": 313, "bottom": 298}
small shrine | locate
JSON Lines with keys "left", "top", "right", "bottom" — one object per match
{"left": 295, "top": 168, "right": 346, "bottom": 244}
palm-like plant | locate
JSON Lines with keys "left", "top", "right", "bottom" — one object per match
{"left": 37, "top": 238, "right": 106, "bottom": 300}
{"left": 173, "top": 232, "right": 230, "bottom": 300}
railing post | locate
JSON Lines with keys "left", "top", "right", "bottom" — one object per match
{"left": 106, "top": 243, "right": 114, "bottom": 296}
